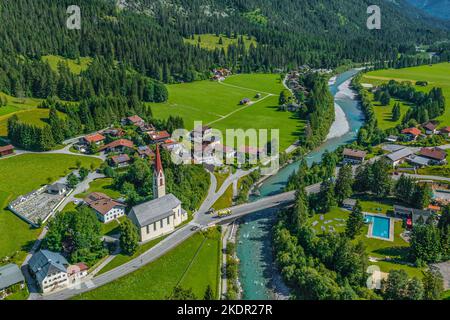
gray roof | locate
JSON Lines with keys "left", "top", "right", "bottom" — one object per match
{"left": 407, "top": 155, "right": 430, "bottom": 166}
{"left": 48, "top": 183, "right": 66, "bottom": 192}
{"left": 0, "top": 264, "right": 25, "bottom": 290}
{"left": 130, "top": 194, "right": 181, "bottom": 227}
{"left": 343, "top": 199, "right": 357, "bottom": 206}
{"left": 387, "top": 148, "right": 414, "bottom": 162}
{"left": 28, "top": 250, "right": 68, "bottom": 284}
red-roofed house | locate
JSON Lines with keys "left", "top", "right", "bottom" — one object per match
{"left": 84, "top": 192, "right": 126, "bottom": 223}
{"left": 419, "top": 147, "right": 447, "bottom": 165}
{"left": 110, "top": 154, "right": 131, "bottom": 167}
{"left": 67, "top": 262, "right": 88, "bottom": 282}
{"left": 125, "top": 115, "right": 145, "bottom": 127}
{"left": 0, "top": 145, "right": 14, "bottom": 157}
{"left": 401, "top": 127, "right": 422, "bottom": 141}
{"left": 148, "top": 131, "right": 171, "bottom": 144}
{"left": 80, "top": 133, "right": 106, "bottom": 146}
{"left": 100, "top": 139, "right": 135, "bottom": 153}
{"left": 440, "top": 126, "right": 450, "bottom": 137}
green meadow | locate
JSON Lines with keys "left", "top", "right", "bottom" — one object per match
{"left": 0, "top": 154, "right": 102, "bottom": 263}
{"left": 42, "top": 55, "right": 92, "bottom": 75}
{"left": 75, "top": 229, "right": 221, "bottom": 300}
{"left": 362, "top": 62, "right": 450, "bottom": 129}
{"left": 150, "top": 73, "right": 303, "bottom": 151}
{"left": 184, "top": 34, "right": 257, "bottom": 52}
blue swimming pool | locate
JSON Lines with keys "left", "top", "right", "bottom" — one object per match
{"left": 365, "top": 215, "right": 390, "bottom": 239}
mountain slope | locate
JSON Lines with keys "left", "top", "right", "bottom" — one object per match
{"left": 406, "top": 0, "right": 450, "bottom": 20}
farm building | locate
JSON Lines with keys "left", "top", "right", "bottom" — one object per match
{"left": 0, "top": 144, "right": 14, "bottom": 157}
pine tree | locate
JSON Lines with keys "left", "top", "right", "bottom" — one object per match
{"left": 346, "top": 200, "right": 364, "bottom": 239}
{"left": 204, "top": 285, "right": 215, "bottom": 300}
{"left": 335, "top": 164, "right": 353, "bottom": 205}
{"left": 392, "top": 103, "right": 401, "bottom": 121}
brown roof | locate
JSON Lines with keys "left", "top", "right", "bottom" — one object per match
{"left": 127, "top": 115, "right": 144, "bottom": 124}
{"left": 84, "top": 192, "right": 125, "bottom": 216}
{"left": 441, "top": 126, "right": 450, "bottom": 133}
{"left": 422, "top": 122, "right": 438, "bottom": 131}
{"left": 343, "top": 148, "right": 367, "bottom": 159}
{"left": 0, "top": 144, "right": 14, "bottom": 153}
{"left": 100, "top": 139, "right": 135, "bottom": 151}
{"left": 419, "top": 147, "right": 447, "bottom": 161}
{"left": 84, "top": 133, "right": 105, "bottom": 144}
{"left": 137, "top": 145, "right": 155, "bottom": 157}
{"left": 111, "top": 154, "right": 131, "bottom": 164}
{"left": 148, "top": 131, "right": 170, "bottom": 141}
{"left": 402, "top": 127, "right": 421, "bottom": 136}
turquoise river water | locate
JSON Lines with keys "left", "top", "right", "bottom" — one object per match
{"left": 235, "top": 69, "right": 365, "bottom": 299}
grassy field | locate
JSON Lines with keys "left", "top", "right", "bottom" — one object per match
{"left": 0, "top": 154, "right": 102, "bottom": 263}
{"left": 212, "top": 184, "right": 234, "bottom": 210}
{"left": 0, "top": 108, "right": 66, "bottom": 137}
{"left": 362, "top": 62, "right": 450, "bottom": 129}
{"left": 74, "top": 178, "right": 121, "bottom": 200}
{"left": 150, "top": 73, "right": 303, "bottom": 151}
{"left": 184, "top": 34, "right": 257, "bottom": 52}
{"left": 42, "top": 55, "right": 92, "bottom": 75}
{"left": 75, "top": 229, "right": 221, "bottom": 300}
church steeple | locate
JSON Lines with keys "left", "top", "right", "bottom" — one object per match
{"left": 153, "top": 144, "right": 166, "bottom": 198}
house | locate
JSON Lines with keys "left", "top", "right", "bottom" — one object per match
{"left": 419, "top": 147, "right": 447, "bottom": 165}
{"left": 80, "top": 133, "right": 105, "bottom": 146}
{"left": 102, "top": 128, "right": 125, "bottom": 138}
{"left": 100, "top": 139, "right": 135, "bottom": 153}
{"left": 84, "top": 192, "right": 126, "bottom": 223}
{"left": 67, "top": 263, "right": 88, "bottom": 284}
{"left": 0, "top": 264, "right": 25, "bottom": 299}
{"left": 128, "top": 194, "right": 187, "bottom": 242}
{"left": 386, "top": 147, "right": 414, "bottom": 167}
{"left": 422, "top": 121, "right": 439, "bottom": 135}
{"left": 124, "top": 115, "right": 145, "bottom": 127}
{"left": 385, "top": 135, "right": 399, "bottom": 143}
{"left": 190, "top": 125, "right": 213, "bottom": 140}
{"left": 47, "top": 183, "right": 68, "bottom": 196}
{"left": 342, "top": 148, "right": 367, "bottom": 165}
{"left": 28, "top": 250, "right": 70, "bottom": 293}
{"left": 401, "top": 127, "right": 422, "bottom": 141}
{"left": 0, "top": 144, "right": 14, "bottom": 157}
{"left": 110, "top": 154, "right": 131, "bottom": 167}
{"left": 342, "top": 198, "right": 357, "bottom": 211}
{"left": 239, "top": 98, "right": 251, "bottom": 105}
{"left": 148, "top": 131, "right": 171, "bottom": 144}
{"left": 137, "top": 123, "right": 156, "bottom": 133}
{"left": 137, "top": 145, "right": 155, "bottom": 159}
{"left": 440, "top": 126, "right": 450, "bottom": 137}
{"left": 393, "top": 205, "right": 433, "bottom": 228}
{"left": 406, "top": 155, "right": 430, "bottom": 167}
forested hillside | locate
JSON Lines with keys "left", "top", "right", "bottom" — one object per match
{"left": 0, "top": 0, "right": 449, "bottom": 99}
{"left": 406, "top": 0, "right": 450, "bottom": 20}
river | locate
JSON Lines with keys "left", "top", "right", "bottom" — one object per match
{"left": 235, "top": 69, "right": 365, "bottom": 300}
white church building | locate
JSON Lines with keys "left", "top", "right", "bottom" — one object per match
{"left": 128, "top": 145, "right": 188, "bottom": 242}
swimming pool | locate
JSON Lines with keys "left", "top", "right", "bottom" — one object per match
{"left": 365, "top": 215, "right": 391, "bottom": 240}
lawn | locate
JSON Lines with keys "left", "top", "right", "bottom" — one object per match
{"left": 184, "top": 34, "right": 257, "bottom": 53}
{"left": 0, "top": 108, "right": 66, "bottom": 137}
{"left": 0, "top": 154, "right": 103, "bottom": 263}
{"left": 74, "top": 178, "right": 121, "bottom": 199}
{"left": 42, "top": 55, "right": 92, "bottom": 75}
{"left": 150, "top": 73, "right": 303, "bottom": 151}
{"left": 74, "top": 228, "right": 221, "bottom": 300}
{"left": 362, "top": 62, "right": 450, "bottom": 129}
{"left": 312, "top": 197, "right": 424, "bottom": 279}
{"left": 212, "top": 184, "right": 234, "bottom": 210}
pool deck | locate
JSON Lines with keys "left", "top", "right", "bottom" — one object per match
{"left": 364, "top": 212, "right": 395, "bottom": 242}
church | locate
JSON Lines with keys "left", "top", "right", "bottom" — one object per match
{"left": 128, "top": 145, "right": 188, "bottom": 242}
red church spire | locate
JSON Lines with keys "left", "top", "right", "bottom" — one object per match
{"left": 155, "top": 144, "right": 163, "bottom": 174}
